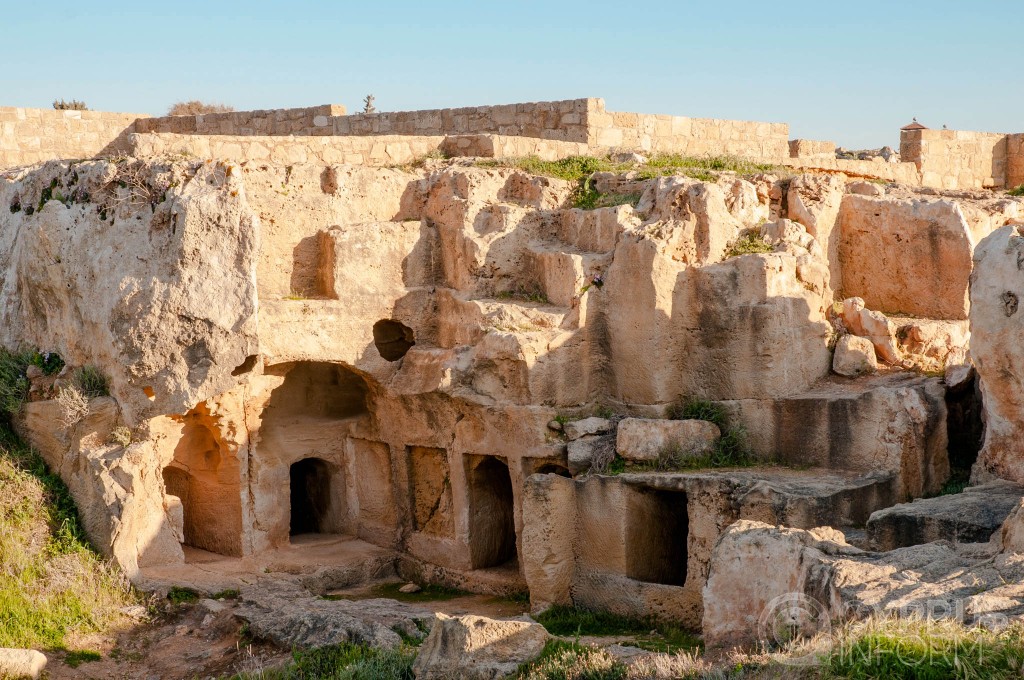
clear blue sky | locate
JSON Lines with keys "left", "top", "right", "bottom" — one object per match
{"left": 3, "top": 0, "right": 1020, "bottom": 148}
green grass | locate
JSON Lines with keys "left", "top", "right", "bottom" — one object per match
{"left": 497, "top": 288, "right": 550, "bottom": 304}
{"left": 167, "top": 586, "right": 200, "bottom": 605}
{"left": 826, "top": 617, "right": 1024, "bottom": 680}
{"left": 517, "top": 640, "right": 626, "bottom": 680}
{"left": 0, "top": 423, "right": 137, "bottom": 649}
{"left": 534, "top": 605, "right": 701, "bottom": 655}
{"left": 229, "top": 642, "right": 417, "bottom": 680}
{"left": 1008, "top": 184, "right": 1024, "bottom": 197}
{"left": 666, "top": 398, "right": 727, "bottom": 430}
{"left": 0, "top": 347, "right": 33, "bottom": 415}
{"left": 212, "top": 588, "right": 240, "bottom": 600}
{"left": 64, "top": 649, "right": 102, "bottom": 667}
{"left": 74, "top": 365, "right": 110, "bottom": 398}
{"left": 725, "top": 234, "right": 775, "bottom": 258}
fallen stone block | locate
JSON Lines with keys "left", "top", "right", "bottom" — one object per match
{"left": 832, "top": 334, "right": 877, "bottom": 376}
{"left": 413, "top": 613, "right": 549, "bottom": 679}
{"left": 564, "top": 417, "right": 613, "bottom": 441}
{"left": 615, "top": 418, "right": 720, "bottom": 462}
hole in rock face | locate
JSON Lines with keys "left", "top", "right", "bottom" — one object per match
{"left": 290, "top": 458, "right": 334, "bottom": 535}
{"left": 231, "top": 354, "right": 258, "bottom": 376}
{"left": 946, "top": 372, "right": 984, "bottom": 480}
{"left": 466, "top": 455, "right": 517, "bottom": 569}
{"left": 625, "top": 486, "right": 688, "bottom": 586}
{"left": 535, "top": 463, "right": 571, "bottom": 477}
{"left": 372, "top": 319, "right": 415, "bottom": 361}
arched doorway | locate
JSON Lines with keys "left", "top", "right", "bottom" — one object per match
{"left": 466, "top": 455, "right": 517, "bottom": 569}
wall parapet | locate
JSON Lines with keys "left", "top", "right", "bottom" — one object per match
{"left": 136, "top": 104, "right": 346, "bottom": 137}
{"left": 0, "top": 107, "right": 148, "bottom": 169}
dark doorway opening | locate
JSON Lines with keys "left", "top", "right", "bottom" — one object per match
{"left": 626, "top": 486, "right": 688, "bottom": 586}
{"left": 946, "top": 373, "right": 984, "bottom": 486}
{"left": 290, "top": 458, "right": 334, "bottom": 535}
{"left": 466, "top": 455, "right": 517, "bottom": 569}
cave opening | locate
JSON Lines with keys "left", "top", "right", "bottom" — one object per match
{"left": 466, "top": 455, "right": 517, "bottom": 569}
{"left": 373, "top": 319, "right": 415, "bottom": 361}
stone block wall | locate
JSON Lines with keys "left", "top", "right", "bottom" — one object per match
{"left": 0, "top": 108, "right": 146, "bottom": 168}
{"left": 136, "top": 104, "right": 347, "bottom": 137}
{"left": 1006, "top": 133, "right": 1024, "bottom": 189}
{"left": 901, "top": 128, "right": 1008, "bottom": 189}
{"left": 129, "top": 133, "right": 446, "bottom": 166}
{"left": 335, "top": 99, "right": 593, "bottom": 142}
{"left": 789, "top": 139, "right": 836, "bottom": 159}
{"left": 587, "top": 101, "right": 789, "bottom": 161}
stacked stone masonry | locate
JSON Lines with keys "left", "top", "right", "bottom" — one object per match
{"left": 0, "top": 108, "right": 147, "bottom": 168}
{"left": 900, "top": 128, "right": 1022, "bottom": 190}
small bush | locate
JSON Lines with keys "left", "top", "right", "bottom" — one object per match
{"left": 1009, "top": 184, "right": 1024, "bottom": 197}
{"left": 726, "top": 234, "right": 774, "bottom": 258}
{"left": 167, "top": 100, "right": 235, "bottom": 116}
{"left": 73, "top": 366, "right": 110, "bottom": 398}
{"left": 109, "top": 426, "right": 132, "bottom": 448}
{"left": 53, "top": 99, "right": 88, "bottom": 111}
{"left": 56, "top": 386, "right": 90, "bottom": 428}
{"left": 167, "top": 586, "right": 200, "bottom": 605}
{"left": 29, "top": 351, "right": 64, "bottom": 376}
{"left": 666, "top": 397, "right": 727, "bottom": 430}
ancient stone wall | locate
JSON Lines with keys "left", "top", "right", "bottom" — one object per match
{"left": 129, "top": 132, "right": 591, "bottom": 165}
{"left": 587, "top": 101, "right": 789, "bottom": 160}
{"left": 788, "top": 139, "right": 835, "bottom": 159}
{"left": 0, "top": 107, "right": 146, "bottom": 168}
{"left": 1006, "top": 133, "right": 1024, "bottom": 189}
{"left": 135, "top": 104, "right": 347, "bottom": 136}
{"left": 901, "top": 128, "right": 1008, "bottom": 189}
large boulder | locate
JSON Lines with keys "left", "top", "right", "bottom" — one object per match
{"left": 839, "top": 195, "right": 974, "bottom": 319}
{"left": 970, "top": 225, "right": 1024, "bottom": 483}
{"left": 615, "top": 417, "right": 720, "bottom": 461}
{"left": 787, "top": 173, "right": 846, "bottom": 290}
{"left": 0, "top": 649, "right": 47, "bottom": 680}
{"left": 832, "top": 334, "right": 877, "bottom": 376}
{"left": 413, "top": 613, "right": 550, "bottom": 679}
{"left": 703, "top": 519, "right": 1024, "bottom": 650}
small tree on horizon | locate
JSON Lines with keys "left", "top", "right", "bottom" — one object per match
{"left": 53, "top": 99, "right": 88, "bottom": 111}
{"left": 363, "top": 94, "right": 376, "bottom": 114}
{"left": 167, "top": 100, "right": 235, "bottom": 116}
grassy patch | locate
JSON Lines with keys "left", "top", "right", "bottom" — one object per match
{"left": 0, "top": 424, "right": 137, "bottom": 649}
{"left": 73, "top": 365, "right": 110, "bottom": 398}
{"left": 826, "top": 617, "right": 1024, "bottom": 680}
{"left": 1008, "top": 184, "right": 1024, "bottom": 197}
{"left": 725, "top": 234, "right": 775, "bottom": 258}
{"left": 517, "top": 639, "right": 625, "bottom": 680}
{"left": 0, "top": 347, "right": 33, "bottom": 415}
{"left": 64, "top": 649, "right": 102, "bottom": 667}
{"left": 496, "top": 288, "right": 550, "bottom": 304}
{"left": 167, "top": 586, "right": 200, "bottom": 605}
{"left": 212, "top": 588, "right": 240, "bottom": 600}
{"left": 534, "top": 606, "right": 701, "bottom": 655}
{"left": 231, "top": 642, "right": 417, "bottom": 680}
{"left": 666, "top": 398, "right": 727, "bottom": 430}
{"left": 478, "top": 156, "right": 624, "bottom": 182}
